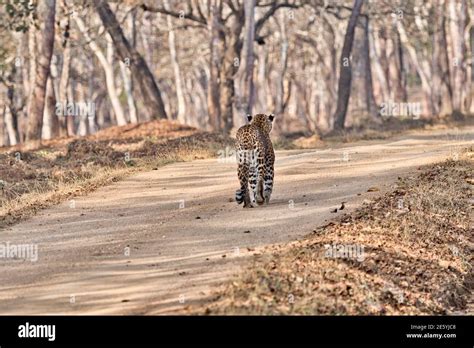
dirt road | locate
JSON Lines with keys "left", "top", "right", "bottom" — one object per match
{"left": 0, "top": 127, "right": 472, "bottom": 314}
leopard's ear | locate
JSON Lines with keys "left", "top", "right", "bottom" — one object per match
{"left": 247, "top": 114, "right": 253, "bottom": 122}
{"left": 268, "top": 113, "right": 275, "bottom": 122}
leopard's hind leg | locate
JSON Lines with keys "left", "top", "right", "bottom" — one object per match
{"left": 263, "top": 157, "right": 274, "bottom": 204}
{"left": 236, "top": 153, "right": 251, "bottom": 207}
{"left": 257, "top": 180, "right": 264, "bottom": 205}
{"left": 256, "top": 154, "right": 265, "bottom": 205}
{"left": 247, "top": 151, "right": 259, "bottom": 207}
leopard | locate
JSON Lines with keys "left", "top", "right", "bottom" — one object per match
{"left": 235, "top": 113, "right": 275, "bottom": 208}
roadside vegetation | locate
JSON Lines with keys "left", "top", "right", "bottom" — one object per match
{"left": 203, "top": 148, "right": 473, "bottom": 315}
{"left": 0, "top": 120, "right": 234, "bottom": 228}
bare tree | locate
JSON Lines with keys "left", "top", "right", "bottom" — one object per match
{"left": 93, "top": 0, "right": 168, "bottom": 120}
{"left": 397, "top": 17, "right": 436, "bottom": 115}
{"left": 143, "top": 0, "right": 299, "bottom": 133}
{"left": 164, "top": 0, "right": 186, "bottom": 124}
{"left": 244, "top": 0, "right": 256, "bottom": 114}
{"left": 346, "top": 15, "right": 378, "bottom": 126}
{"left": 119, "top": 60, "right": 138, "bottom": 124}
{"left": 333, "top": 0, "right": 364, "bottom": 131}
{"left": 26, "top": 0, "right": 56, "bottom": 145}
{"left": 448, "top": 0, "right": 469, "bottom": 114}
{"left": 1, "top": 0, "right": 472, "bottom": 146}
{"left": 74, "top": 15, "right": 127, "bottom": 126}
{"left": 41, "top": 75, "right": 59, "bottom": 139}
{"left": 207, "top": 0, "right": 224, "bottom": 131}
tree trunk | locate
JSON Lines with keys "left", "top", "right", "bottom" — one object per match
{"left": 76, "top": 63, "right": 88, "bottom": 137}
{"left": 27, "top": 25, "right": 36, "bottom": 110}
{"left": 387, "top": 28, "right": 407, "bottom": 103}
{"left": 244, "top": 0, "right": 256, "bottom": 114}
{"left": 220, "top": 9, "right": 244, "bottom": 133}
{"left": 276, "top": 11, "right": 288, "bottom": 114}
{"left": 105, "top": 35, "right": 127, "bottom": 126}
{"left": 207, "top": 0, "right": 224, "bottom": 131}
{"left": 42, "top": 76, "right": 59, "bottom": 139}
{"left": 397, "top": 20, "right": 436, "bottom": 116}
{"left": 448, "top": 0, "right": 469, "bottom": 113}
{"left": 93, "top": 0, "right": 168, "bottom": 120}
{"left": 120, "top": 5, "right": 138, "bottom": 124}
{"left": 4, "top": 105, "right": 18, "bottom": 146}
{"left": 370, "top": 24, "right": 390, "bottom": 104}
{"left": 5, "top": 62, "right": 20, "bottom": 145}
{"left": 74, "top": 16, "right": 127, "bottom": 126}
{"left": 321, "top": 14, "right": 338, "bottom": 129}
{"left": 50, "top": 50, "right": 67, "bottom": 137}
{"left": 67, "top": 80, "right": 76, "bottom": 135}
{"left": 164, "top": 0, "right": 186, "bottom": 124}
{"left": 0, "top": 107, "right": 6, "bottom": 147}
{"left": 256, "top": 45, "right": 268, "bottom": 113}
{"left": 87, "top": 55, "right": 98, "bottom": 134}
{"left": 26, "top": 0, "right": 56, "bottom": 145}
{"left": 432, "top": 0, "right": 451, "bottom": 116}
{"left": 448, "top": 0, "right": 471, "bottom": 113}
{"left": 332, "top": 0, "right": 364, "bottom": 131}
{"left": 347, "top": 15, "right": 378, "bottom": 127}
{"left": 119, "top": 61, "right": 138, "bottom": 124}
{"left": 274, "top": 11, "right": 289, "bottom": 132}
{"left": 58, "top": 24, "right": 74, "bottom": 136}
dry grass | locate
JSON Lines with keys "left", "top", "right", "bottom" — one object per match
{"left": 273, "top": 114, "right": 473, "bottom": 150}
{"left": 0, "top": 166, "right": 135, "bottom": 227}
{"left": 202, "top": 149, "right": 473, "bottom": 315}
{"left": 324, "top": 113, "right": 473, "bottom": 143}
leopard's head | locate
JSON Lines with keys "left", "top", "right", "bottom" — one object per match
{"left": 247, "top": 113, "right": 275, "bottom": 133}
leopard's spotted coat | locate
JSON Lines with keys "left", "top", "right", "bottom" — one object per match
{"left": 235, "top": 113, "right": 275, "bottom": 208}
